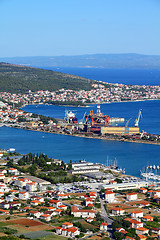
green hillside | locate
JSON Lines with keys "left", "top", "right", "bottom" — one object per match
{"left": 0, "top": 62, "right": 93, "bottom": 93}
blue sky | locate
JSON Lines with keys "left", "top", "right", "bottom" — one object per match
{"left": 0, "top": 0, "right": 160, "bottom": 57}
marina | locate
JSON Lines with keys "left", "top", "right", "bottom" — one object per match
{"left": 141, "top": 165, "right": 160, "bottom": 181}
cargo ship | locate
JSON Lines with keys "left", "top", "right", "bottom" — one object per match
{"left": 64, "top": 110, "right": 78, "bottom": 124}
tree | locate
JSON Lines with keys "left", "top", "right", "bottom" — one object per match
{"left": 17, "top": 116, "right": 27, "bottom": 122}
{"left": 9, "top": 209, "right": 13, "bottom": 215}
{"left": 154, "top": 216, "right": 159, "bottom": 222}
{"left": 27, "top": 164, "right": 37, "bottom": 175}
{"left": 7, "top": 159, "right": 14, "bottom": 167}
{"left": 126, "top": 228, "right": 136, "bottom": 238}
{"left": 18, "top": 158, "right": 26, "bottom": 166}
{"left": 115, "top": 178, "right": 122, "bottom": 183}
{"left": 112, "top": 221, "right": 122, "bottom": 231}
{"left": 113, "top": 232, "right": 123, "bottom": 240}
{"left": 122, "top": 219, "right": 130, "bottom": 228}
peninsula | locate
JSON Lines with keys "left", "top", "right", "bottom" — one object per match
{"left": 1, "top": 63, "right": 160, "bottom": 106}
{"left": 0, "top": 100, "right": 160, "bottom": 146}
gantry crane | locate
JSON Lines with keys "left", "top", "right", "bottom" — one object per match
{"left": 135, "top": 109, "right": 142, "bottom": 127}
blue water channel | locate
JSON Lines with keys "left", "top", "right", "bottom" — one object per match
{"left": 0, "top": 100, "right": 160, "bottom": 177}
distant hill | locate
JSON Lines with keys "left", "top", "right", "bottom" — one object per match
{"left": 0, "top": 63, "right": 93, "bottom": 93}
{"left": 1, "top": 53, "right": 160, "bottom": 69}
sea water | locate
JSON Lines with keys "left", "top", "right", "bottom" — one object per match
{"left": 0, "top": 100, "right": 159, "bottom": 177}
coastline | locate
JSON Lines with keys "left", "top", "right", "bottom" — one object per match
{"left": 7, "top": 125, "right": 160, "bottom": 146}
{"left": 21, "top": 98, "right": 160, "bottom": 109}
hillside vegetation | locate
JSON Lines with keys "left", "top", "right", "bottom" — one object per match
{"left": 0, "top": 62, "right": 93, "bottom": 93}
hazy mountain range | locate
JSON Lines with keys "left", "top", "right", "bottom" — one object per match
{"left": 1, "top": 53, "right": 160, "bottom": 69}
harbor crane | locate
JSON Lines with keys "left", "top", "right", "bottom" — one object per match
{"left": 125, "top": 118, "right": 132, "bottom": 127}
{"left": 79, "top": 112, "right": 86, "bottom": 124}
{"left": 135, "top": 109, "right": 142, "bottom": 127}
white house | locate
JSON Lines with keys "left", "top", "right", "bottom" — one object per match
{"left": 40, "top": 214, "right": 51, "bottom": 221}
{"left": 131, "top": 219, "right": 143, "bottom": 229}
{"left": 58, "top": 204, "right": 67, "bottom": 211}
{"left": 100, "top": 222, "right": 108, "bottom": 232}
{"left": 131, "top": 210, "right": 143, "bottom": 219}
{"left": 49, "top": 199, "right": 62, "bottom": 208}
{"left": 56, "top": 226, "right": 80, "bottom": 237}
{"left": 71, "top": 206, "right": 95, "bottom": 218}
{"left": 154, "top": 190, "right": 160, "bottom": 198}
{"left": 26, "top": 182, "right": 37, "bottom": 192}
{"left": 19, "top": 191, "right": 30, "bottom": 200}
{"left": 136, "top": 227, "right": 149, "bottom": 235}
{"left": 116, "top": 228, "right": 128, "bottom": 236}
{"left": 14, "top": 178, "right": 31, "bottom": 188}
{"left": 151, "top": 228, "right": 160, "bottom": 235}
{"left": 0, "top": 202, "right": 10, "bottom": 209}
{"left": 105, "top": 190, "right": 115, "bottom": 203}
{"left": 139, "top": 188, "right": 147, "bottom": 194}
{"left": 112, "top": 207, "right": 125, "bottom": 215}
{"left": 43, "top": 210, "right": 55, "bottom": 217}
{"left": 0, "top": 174, "right": 5, "bottom": 180}
{"left": 85, "top": 198, "right": 93, "bottom": 207}
{"left": 57, "top": 193, "right": 69, "bottom": 200}
{"left": 10, "top": 201, "right": 21, "bottom": 209}
{"left": 0, "top": 152, "right": 3, "bottom": 158}
{"left": 8, "top": 168, "right": 19, "bottom": 175}
{"left": 29, "top": 210, "right": 41, "bottom": 218}
{"left": 124, "top": 218, "right": 143, "bottom": 229}
{"left": 0, "top": 169, "right": 7, "bottom": 174}
{"left": 0, "top": 192, "right": 4, "bottom": 197}
{"left": 89, "top": 191, "right": 97, "bottom": 198}
{"left": 5, "top": 194, "right": 15, "bottom": 202}
{"left": 141, "top": 215, "right": 153, "bottom": 222}
{"left": 0, "top": 183, "right": 9, "bottom": 192}
{"left": 126, "top": 193, "right": 137, "bottom": 201}
{"left": 54, "top": 209, "right": 63, "bottom": 215}
{"left": 30, "top": 200, "right": 41, "bottom": 206}
{"left": 56, "top": 226, "right": 62, "bottom": 235}
{"left": 62, "top": 222, "right": 73, "bottom": 229}
{"left": 67, "top": 227, "right": 80, "bottom": 238}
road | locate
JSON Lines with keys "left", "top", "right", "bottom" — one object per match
{"left": 99, "top": 195, "right": 114, "bottom": 239}
{"left": 80, "top": 231, "right": 103, "bottom": 239}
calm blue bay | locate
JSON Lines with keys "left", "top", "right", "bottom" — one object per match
{"left": 0, "top": 125, "right": 160, "bottom": 177}
{"left": 42, "top": 67, "right": 160, "bottom": 86}
{"left": 0, "top": 100, "right": 159, "bottom": 177}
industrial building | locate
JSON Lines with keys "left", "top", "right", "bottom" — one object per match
{"left": 101, "top": 181, "right": 148, "bottom": 191}
{"left": 101, "top": 126, "right": 140, "bottom": 135}
{"left": 71, "top": 161, "right": 101, "bottom": 174}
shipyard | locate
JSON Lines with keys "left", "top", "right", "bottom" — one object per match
{"left": 59, "top": 103, "right": 141, "bottom": 138}
{"left": 73, "top": 103, "right": 139, "bottom": 135}
{"left": 1, "top": 99, "right": 160, "bottom": 145}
